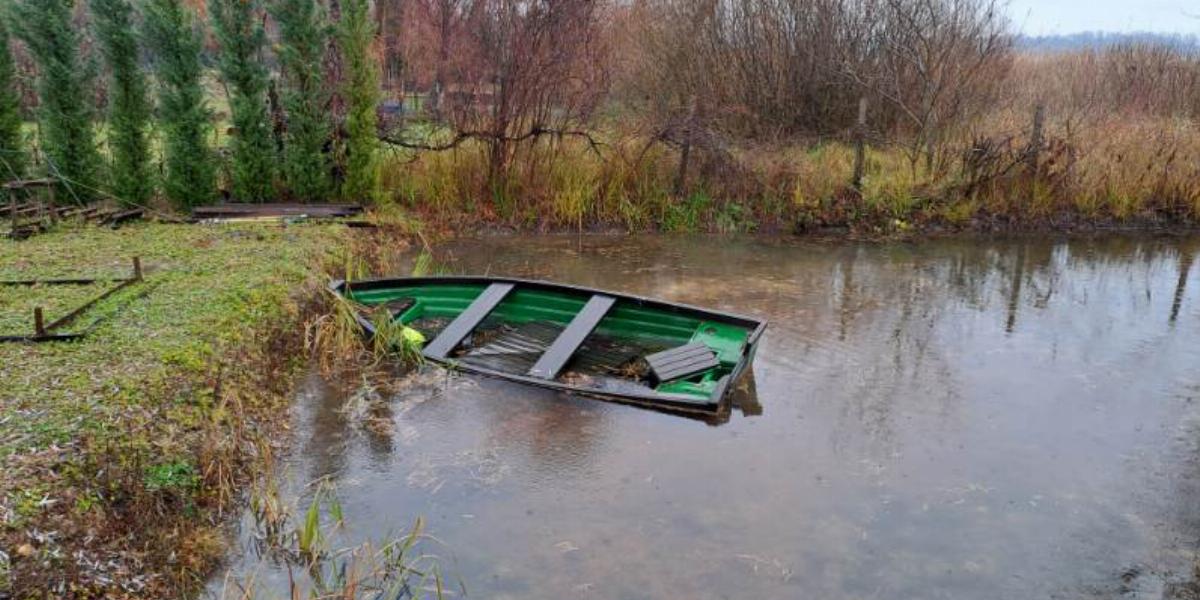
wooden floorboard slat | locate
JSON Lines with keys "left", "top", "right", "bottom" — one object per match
{"left": 423, "top": 283, "right": 515, "bottom": 360}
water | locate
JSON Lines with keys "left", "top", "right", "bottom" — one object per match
{"left": 212, "top": 234, "right": 1200, "bottom": 600}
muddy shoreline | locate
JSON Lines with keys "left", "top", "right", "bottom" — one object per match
{"left": 413, "top": 205, "right": 1200, "bottom": 240}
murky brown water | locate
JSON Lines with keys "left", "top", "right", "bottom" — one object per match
{"left": 211, "top": 234, "right": 1200, "bottom": 600}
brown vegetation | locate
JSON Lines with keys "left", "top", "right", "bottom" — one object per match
{"left": 378, "top": 0, "right": 1200, "bottom": 232}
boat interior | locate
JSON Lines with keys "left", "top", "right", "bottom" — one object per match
{"left": 343, "top": 280, "right": 757, "bottom": 405}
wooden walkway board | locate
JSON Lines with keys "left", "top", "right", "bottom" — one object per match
{"left": 193, "top": 203, "right": 364, "bottom": 219}
{"left": 528, "top": 294, "right": 616, "bottom": 380}
{"left": 423, "top": 283, "right": 515, "bottom": 360}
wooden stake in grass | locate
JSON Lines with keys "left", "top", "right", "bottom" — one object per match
{"left": 852, "top": 97, "right": 869, "bottom": 191}
{"left": 1027, "top": 104, "right": 1045, "bottom": 207}
{"left": 674, "top": 96, "right": 698, "bottom": 198}
{"left": 1028, "top": 104, "right": 1045, "bottom": 180}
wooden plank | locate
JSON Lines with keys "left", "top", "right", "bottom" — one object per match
{"left": 192, "top": 203, "right": 365, "bottom": 219}
{"left": 102, "top": 208, "right": 144, "bottom": 226}
{"left": 655, "top": 357, "right": 718, "bottom": 382}
{"left": 655, "top": 351, "right": 717, "bottom": 372}
{"left": 44, "top": 277, "right": 140, "bottom": 332}
{"left": 3, "top": 179, "right": 55, "bottom": 190}
{"left": 651, "top": 347, "right": 713, "bottom": 371}
{"left": 423, "top": 283, "right": 514, "bottom": 360}
{"left": 0, "top": 278, "right": 109, "bottom": 286}
{"left": 1, "top": 278, "right": 155, "bottom": 344}
{"left": 528, "top": 294, "right": 616, "bottom": 380}
{"left": 646, "top": 342, "right": 718, "bottom": 383}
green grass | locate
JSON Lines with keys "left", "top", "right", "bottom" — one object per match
{"left": 0, "top": 221, "right": 344, "bottom": 597}
{"left": 0, "top": 282, "right": 114, "bottom": 335}
{"left": 0, "top": 223, "right": 337, "bottom": 455}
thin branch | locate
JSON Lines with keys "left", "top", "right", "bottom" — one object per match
{"left": 378, "top": 126, "right": 607, "bottom": 157}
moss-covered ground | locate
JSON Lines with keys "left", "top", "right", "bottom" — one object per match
{"left": 0, "top": 222, "right": 345, "bottom": 597}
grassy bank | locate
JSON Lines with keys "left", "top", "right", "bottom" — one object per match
{"left": 0, "top": 222, "right": 345, "bottom": 597}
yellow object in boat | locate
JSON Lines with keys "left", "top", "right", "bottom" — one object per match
{"left": 402, "top": 326, "right": 426, "bottom": 347}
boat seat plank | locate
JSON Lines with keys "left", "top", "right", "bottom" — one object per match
{"left": 423, "top": 283, "right": 515, "bottom": 360}
{"left": 528, "top": 294, "right": 616, "bottom": 380}
{"left": 646, "top": 343, "right": 719, "bottom": 383}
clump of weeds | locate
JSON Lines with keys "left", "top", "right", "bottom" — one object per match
{"left": 223, "top": 477, "right": 450, "bottom": 600}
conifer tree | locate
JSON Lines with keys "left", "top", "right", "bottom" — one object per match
{"left": 271, "top": 0, "right": 333, "bottom": 201}
{"left": 92, "top": 0, "right": 153, "bottom": 207}
{"left": 0, "top": 18, "right": 26, "bottom": 181}
{"left": 10, "top": 0, "right": 103, "bottom": 203}
{"left": 337, "top": 0, "right": 382, "bottom": 203}
{"left": 210, "top": 0, "right": 275, "bottom": 202}
{"left": 142, "top": 0, "right": 215, "bottom": 208}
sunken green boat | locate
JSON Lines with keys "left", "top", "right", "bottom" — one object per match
{"left": 331, "top": 277, "right": 766, "bottom": 414}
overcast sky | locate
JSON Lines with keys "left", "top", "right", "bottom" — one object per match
{"left": 1006, "top": 0, "right": 1198, "bottom": 35}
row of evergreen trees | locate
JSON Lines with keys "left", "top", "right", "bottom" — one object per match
{"left": 0, "top": 0, "right": 382, "bottom": 208}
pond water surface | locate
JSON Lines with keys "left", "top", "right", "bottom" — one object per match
{"left": 212, "top": 234, "right": 1200, "bottom": 600}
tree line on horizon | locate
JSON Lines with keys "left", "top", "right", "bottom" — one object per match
{"left": 1016, "top": 31, "right": 1200, "bottom": 53}
{"left": 0, "top": 0, "right": 382, "bottom": 209}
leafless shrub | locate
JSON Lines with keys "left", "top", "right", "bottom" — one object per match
{"left": 617, "top": 0, "right": 881, "bottom": 139}
{"left": 385, "top": 0, "right": 608, "bottom": 198}
{"left": 866, "top": 0, "right": 1012, "bottom": 175}
{"left": 371, "top": 0, "right": 1200, "bottom": 227}
{"left": 1012, "top": 43, "right": 1200, "bottom": 121}
{"left": 613, "top": 0, "right": 1011, "bottom": 190}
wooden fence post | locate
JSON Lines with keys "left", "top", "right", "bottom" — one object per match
{"left": 7, "top": 185, "right": 15, "bottom": 235}
{"left": 674, "top": 96, "right": 699, "bottom": 197}
{"left": 1027, "top": 104, "right": 1045, "bottom": 180}
{"left": 34, "top": 307, "right": 45, "bottom": 337}
{"left": 852, "top": 97, "right": 869, "bottom": 190}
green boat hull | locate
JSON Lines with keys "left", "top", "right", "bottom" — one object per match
{"left": 331, "top": 277, "right": 766, "bottom": 414}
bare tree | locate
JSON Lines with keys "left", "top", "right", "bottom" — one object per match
{"left": 619, "top": 0, "right": 882, "bottom": 139}
{"left": 469, "top": 0, "right": 607, "bottom": 180}
{"left": 620, "top": 0, "right": 1011, "bottom": 179}
{"left": 376, "top": 0, "right": 408, "bottom": 94}
{"left": 409, "top": 0, "right": 479, "bottom": 118}
{"left": 861, "top": 0, "right": 1012, "bottom": 176}
{"left": 385, "top": 0, "right": 608, "bottom": 191}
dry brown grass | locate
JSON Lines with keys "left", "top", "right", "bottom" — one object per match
{"left": 376, "top": 41, "right": 1200, "bottom": 234}
{"left": 378, "top": 114, "right": 1200, "bottom": 233}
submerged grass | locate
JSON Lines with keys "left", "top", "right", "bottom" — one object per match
{"left": 0, "top": 222, "right": 345, "bottom": 597}
{"left": 307, "top": 239, "right": 431, "bottom": 376}
{"left": 220, "top": 475, "right": 447, "bottom": 600}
